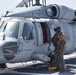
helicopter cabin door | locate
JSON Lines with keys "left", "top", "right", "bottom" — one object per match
{"left": 34, "top": 22, "right": 50, "bottom": 45}
{"left": 21, "top": 21, "right": 35, "bottom": 52}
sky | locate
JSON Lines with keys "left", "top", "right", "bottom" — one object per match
{"left": 0, "top": 0, "right": 76, "bottom": 16}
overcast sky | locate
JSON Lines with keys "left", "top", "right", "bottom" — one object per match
{"left": 0, "top": 0, "right": 76, "bottom": 16}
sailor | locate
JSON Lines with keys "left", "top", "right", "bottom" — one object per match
{"left": 51, "top": 26, "right": 66, "bottom": 72}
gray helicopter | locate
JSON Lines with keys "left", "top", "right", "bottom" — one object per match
{"left": 0, "top": 0, "right": 76, "bottom": 68}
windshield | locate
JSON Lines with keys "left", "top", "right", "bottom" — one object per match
{"left": 0, "top": 21, "right": 19, "bottom": 39}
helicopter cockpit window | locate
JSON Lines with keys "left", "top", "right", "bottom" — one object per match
{"left": 22, "top": 22, "right": 34, "bottom": 40}
{"left": 0, "top": 21, "right": 19, "bottom": 39}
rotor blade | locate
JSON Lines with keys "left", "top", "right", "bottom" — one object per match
{"left": 16, "top": 0, "right": 32, "bottom": 7}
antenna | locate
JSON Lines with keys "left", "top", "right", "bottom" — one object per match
{"left": 33, "top": 0, "right": 46, "bottom": 6}
{"left": 42, "top": 0, "right": 46, "bottom": 5}
{"left": 45, "top": 0, "right": 46, "bottom": 5}
{"left": 35, "top": 0, "right": 40, "bottom": 5}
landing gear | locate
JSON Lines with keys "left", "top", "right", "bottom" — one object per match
{"left": 0, "top": 63, "right": 7, "bottom": 68}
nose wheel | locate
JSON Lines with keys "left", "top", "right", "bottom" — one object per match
{"left": 0, "top": 63, "right": 7, "bottom": 68}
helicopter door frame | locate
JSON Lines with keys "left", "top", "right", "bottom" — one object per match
{"left": 40, "top": 22, "right": 48, "bottom": 44}
{"left": 18, "top": 21, "right": 24, "bottom": 52}
{"left": 33, "top": 22, "right": 43, "bottom": 46}
{"left": 40, "top": 22, "right": 50, "bottom": 44}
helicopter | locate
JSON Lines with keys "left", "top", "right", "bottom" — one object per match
{"left": 0, "top": 0, "right": 76, "bottom": 68}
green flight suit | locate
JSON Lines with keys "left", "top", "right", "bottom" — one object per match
{"left": 52, "top": 32, "right": 66, "bottom": 72}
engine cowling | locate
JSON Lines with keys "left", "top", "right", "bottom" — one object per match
{"left": 50, "top": 4, "right": 75, "bottom": 20}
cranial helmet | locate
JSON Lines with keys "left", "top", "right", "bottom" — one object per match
{"left": 54, "top": 26, "right": 61, "bottom": 32}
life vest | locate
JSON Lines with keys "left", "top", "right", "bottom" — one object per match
{"left": 52, "top": 32, "right": 66, "bottom": 48}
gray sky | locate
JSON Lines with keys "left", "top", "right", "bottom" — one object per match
{"left": 0, "top": 0, "right": 21, "bottom": 16}
{"left": 0, "top": 0, "right": 76, "bottom": 16}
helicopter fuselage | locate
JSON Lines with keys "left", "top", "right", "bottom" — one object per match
{"left": 0, "top": 17, "right": 76, "bottom": 63}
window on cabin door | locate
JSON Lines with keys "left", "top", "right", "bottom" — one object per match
{"left": 22, "top": 22, "right": 34, "bottom": 40}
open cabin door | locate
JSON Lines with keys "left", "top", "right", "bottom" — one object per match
{"left": 34, "top": 22, "right": 50, "bottom": 46}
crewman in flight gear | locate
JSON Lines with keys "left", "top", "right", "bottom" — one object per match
{"left": 51, "top": 26, "right": 66, "bottom": 72}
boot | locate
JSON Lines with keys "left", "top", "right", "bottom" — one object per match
{"left": 0, "top": 63, "right": 7, "bottom": 68}
{"left": 48, "top": 66, "right": 57, "bottom": 71}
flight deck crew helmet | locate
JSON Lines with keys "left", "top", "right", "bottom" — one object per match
{"left": 54, "top": 26, "right": 61, "bottom": 32}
